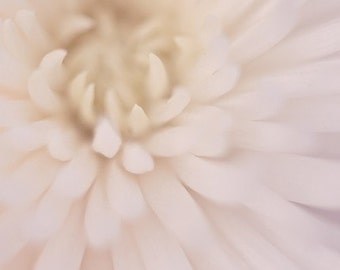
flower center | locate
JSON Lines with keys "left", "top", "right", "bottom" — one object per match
{"left": 62, "top": 3, "right": 199, "bottom": 138}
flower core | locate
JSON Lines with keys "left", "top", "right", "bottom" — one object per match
{"left": 62, "top": 2, "right": 200, "bottom": 140}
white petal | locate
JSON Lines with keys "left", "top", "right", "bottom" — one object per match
{"left": 52, "top": 147, "right": 98, "bottom": 198}
{"left": 0, "top": 120, "right": 52, "bottom": 153}
{"left": 47, "top": 125, "right": 79, "bottom": 161}
{"left": 84, "top": 182, "right": 121, "bottom": 248}
{"left": 0, "top": 214, "right": 27, "bottom": 265}
{"left": 81, "top": 248, "right": 113, "bottom": 270}
{"left": 132, "top": 213, "right": 193, "bottom": 270}
{"left": 15, "top": 9, "right": 49, "bottom": 50}
{"left": 28, "top": 70, "right": 62, "bottom": 113}
{"left": 261, "top": 153, "right": 340, "bottom": 209}
{"left": 112, "top": 230, "right": 145, "bottom": 270}
{"left": 24, "top": 190, "right": 72, "bottom": 242}
{"left": 192, "top": 64, "right": 239, "bottom": 102}
{"left": 106, "top": 162, "right": 146, "bottom": 220}
{"left": 140, "top": 169, "right": 234, "bottom": 270}
{"left": 92, "top": 118, "right": 121, "bottom": 158}
{"left": 57, "top": 14, "right": 94, "bottom": 43}
{"left": 2, "top": 19, "right": 33, "bottom": 63}
{"left": 230, "top": 0, "right": 303, "bottom": 63}
{"left": 0, "top": 99, "right": 40, "bottom": 128}
{"left": 234, "top": 121, "right": 317, "bottom": 154}
{"left": 173, "top": 154, "right": 251, "bottom": 204}
{"left": 0, "top": 151, "right": 59, "bottom": 206}
{"left": 34, "top": 207, "right": 86, "bottom": 270}
{"left": 145, "top": 125, "right": 197, "bottom": 157}
{"left": 149, "top": 87, "right": 191, "bottom": 126}
{"left": 274, "top": 95, "right": 340, "bottom": 132}
{"left": 122, "top": 142, "right": 154, "bottom": 174}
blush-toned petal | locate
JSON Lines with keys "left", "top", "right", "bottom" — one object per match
{"left": 52, "top": 147, "right": 98, "bottom": 198}
{"left": 106, "top": 162, "right": 146, "bottom": 220}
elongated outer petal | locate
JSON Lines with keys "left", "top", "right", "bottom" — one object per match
{"left": 173, "top": 154, "right": 252, "bottom": 204}
{"left": 230, "top": 0, "right": 304, "bottom": 63}
{"left": 140, "top": 168, "right": 235, "bottom": 270}
{"left": 81, "top": 248, "right": 113, "bottom": 270}
{"left": 112, "top": 230, "right": 145, "bottom": 270}
{"left": 23, "top": 190, "right": 72, "bottom": 242}
{"left": 132, "top": 212, "right": 193, "bottom": 270}
{"left": 0, "top": 99, "right": 40, "bottom": 128}
{"left": 0, "top": 151, "right": 59, "bottom": 206}
{"left": 0, "top": 213, "right": 27, "bottom": 265}
{"left": 261, "top": 153, "right": 340, "bottom": 209}
{"left": 233, "top": 121, "right": 317, "bottom": 155}
{"left": 34, "top": 206, "right": 86, "bottom": 270}
{"left": 84, "top": 181, "right": 121, "bottom": 248}
{"left": 52, "top": 147, "right": 97, "bottom": 198}
{"left": 145, "top": 125, "right": 197, "bottom": 157}
{"left": 106, "top": 162, "right": 146, "bottom": 220}
{"left": 0, "top": 120, "right": 52, "bottom": 153}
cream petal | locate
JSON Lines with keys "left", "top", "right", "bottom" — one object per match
{"left": 190, "top": 35, "right": 229, "bottom": 77}
{"left": 56, "top": 14, "right": 94, "bottom": 44}
{"left": 147, "top": 53, "right": 169, "bottom": 99}
{"left": 127, "top": 104, "right": 150, "bottom": 137}
{"left": 2, "top": 18, "right": 33, "bottom": 63}
{"left": 15, "top": 9, "right": 49, "bottom": 50}
{"left": 0, "top": 45, "right": 28, "bottom": 90}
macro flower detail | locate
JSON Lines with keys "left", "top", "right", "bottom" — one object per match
{"left": 1, "top": 0, "right": 340, "bottom": 270}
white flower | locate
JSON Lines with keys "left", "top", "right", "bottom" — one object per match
{"left": 1, "top": 0, "right": 340, "bottom": 269}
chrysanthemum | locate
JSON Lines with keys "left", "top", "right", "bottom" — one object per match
{"left": 1, "top": 0, "right": 340, "bottom": 269}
